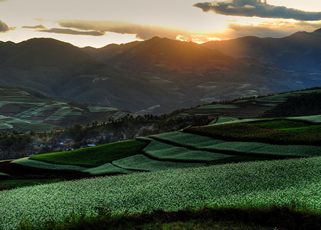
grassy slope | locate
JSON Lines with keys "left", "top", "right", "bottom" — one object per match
{"left": 0, "top": 178, "right": 63, "bottom": 191}
{"left": 185, "top": 122, "right": 321, "bottom": 146}
{"left": 30, "top": 140, "right": 149, "bottom": 167}
{"left": 251, "top": 119, "right": 321, "bottom": 134}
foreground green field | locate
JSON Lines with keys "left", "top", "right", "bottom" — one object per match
{"left": 3, "top": 156, "right": 321, "bottom": 229}
{"left": 1, "top": 114, "right": 321, "bottom": 229}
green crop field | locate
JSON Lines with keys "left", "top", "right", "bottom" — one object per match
{"left": 185, "top": 123, "right": 321, "bottom": 146}
{"left": 198, "top": 104, "right": 239, "bottom": 109}
{"left": 288, "top": 115, "right": 321, "bottom": 124}
{"left": 14, "top": 123, "right": 56, "bottom": 131}
{"left": 0, "top": 178, "right": 63, "bottom": 190}
{"left": 211, "top": 116, "right": 240, "bottom": 125}
{"left": 87, "top": 106, "right": 119, "bottom": 112}
{"left": 112, "top": 154, "right": 206, "bottom": 171}
{"left": 12, "top": 158, "right": 87, "bottom": 171}
{"left": 251, "top": 119, "right": 308, "bottom": 129}
{"left": 30, "top": 140, "right": 149, "bottom": 167}
{"left": 2, "top": 157, "right": 321, "bottom": 229}
{"left": 150, "top": 131, "right": 225, "bottom": 147}
{"left": 280, "top": 125, "right": 321, "bottom": 134}
{"left": 82, "top": 163, "right": 135, "bottom": 175}
{"left": 143, "top": 140, "right": 232, "bottom": 162}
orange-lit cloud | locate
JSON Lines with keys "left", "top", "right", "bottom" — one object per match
{"left": 223, "top": 20, "right": 321, "bottom": 39}
{"left": 22, "top": 24, "right": 46, "bottom": 29}
{"left": 195, "top": 0, "right": 321, "bottom": 21}
{"left": 56, "top": 20, "right": 185, "bottom": 40}
{"left": 37, "top": 28, "right": 105, "bottom": 36}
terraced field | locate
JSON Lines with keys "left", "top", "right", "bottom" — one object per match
{"left": 0, "top": 87, "right": 131, "bottom": 131}
{"left": 1, "top": 114, "right": 320, "bottom": 181}
{"left": 0, "top": 114, "right": 321, "bottom": 229}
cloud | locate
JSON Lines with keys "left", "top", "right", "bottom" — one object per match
{"left": 22, "top": 24, "right": 46, "bottom": 29}
{"left": 177, "top": 20, "right": 321, "bottom": 43}
{"left": 194, "top": 0, "right": 321, "bottom": 21}
{"left": 56, "top": 20, "right": 186, "bottom": 39}
{"left": 0, "top": 20, "right": 10, "bottom": 32}
{"left": 37, "top": 28, "right": 105, "bottom": 36}
{"left": 218, "top": 20, "right": 321, "bottom": 39}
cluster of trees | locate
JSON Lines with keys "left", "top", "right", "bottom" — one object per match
{"left": 0, "top": 131, "right": 32, "bottom": 160}
{"left": 60, "top": 113, "right": 209, "bottom": 146}
{"left": 0, "top": 111, "right": 210, "bottom": 160}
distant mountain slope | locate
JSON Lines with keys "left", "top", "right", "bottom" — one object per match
{"left": 0, "top": 36, "right": 320, "bottom": 115}
{"left": 174, "top": 87, "right": 321, "bottom": 119}
{"left": 98, "top": 37, "right": 248, "bottom": 72}
{"left": 203, "top": 29, "right": 321, "bottom": 73}
{"left": 0, "top": 86, "right": 131, "bottom": 131}
{"left": 0, "top": 38, "right": 201, "bottom": 113}
{"left": 83, "top": 36, "right": 321, "bottom": 114}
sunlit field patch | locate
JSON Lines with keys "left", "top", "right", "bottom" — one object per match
{"left": 2, "top": 157, "right": 321, "bottom": 229}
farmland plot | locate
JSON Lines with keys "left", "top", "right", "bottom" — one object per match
{"left": 143, "top": 140, "right": 232, "bottom": 162}
{"left": 2, "top": 157, "right": 321, "bottom": 229}
{"left": 45, "top": 107, "right": 82, "bottom": 121}
{"left": 287, "top": 115, "right": 321, "bottom": 124}
{"left": 150, "top": 131, "right": 225, "bottom": 148}
{"left": 112, "top": 154, "right": 206, "bottom": 171}
{"left": 204, "top": 142, "right": 321, "bottom": 157}
{"left": 12, "top": 158, "right": 87, "bottom": 171}
{"left": 82, "top": 163, "right": 135, "bottom": 175}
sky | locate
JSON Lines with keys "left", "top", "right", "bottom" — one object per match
{"left": 1, "top": 0, "right": 321, "bottom": 48}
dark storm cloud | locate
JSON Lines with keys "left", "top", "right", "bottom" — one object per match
{"left": 0, "top": 20, "right": 10, "bottom": 32}
{"left": 22, "top": 24, "right": 46, "bottom": 29}
{"left": 57, "top": 20, "right": 182, "bottom": 39}
{"left": 37, "top": 28, "right": 105, "bottom": 36}
{"left": 194, "top": 0, "right": 321, "bottom": 21}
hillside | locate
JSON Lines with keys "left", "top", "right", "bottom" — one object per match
{"left": 0, "top": 38, "right": 200, "bottom": 113}
{"left": 82, "top": 36, "right": 321, "bottom": 114}
{"left": 260, "top": 92, "right": 321, "bottom": 118}
{"left": 203, "top": 28, "right": 321, "bottom": 73}
{"left": 0, "top": 86, "right": 130, "bottom": 131}
{"left": 171, "top": 87, "right": 321, "bottom": 119}
{"left": 0, "top": 36, "right": 319, "bottom": 114}
{"left": 1, "top": 113, "right": 321, "bottom": 228}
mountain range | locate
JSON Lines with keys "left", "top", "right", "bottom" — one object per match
{"left": 203, "top": 29, "right": 321, "bottom": 73}
{"left": 0, "top": 29, "right": 320, "bottom": 115}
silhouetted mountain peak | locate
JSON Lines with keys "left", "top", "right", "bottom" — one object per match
{"left": 313, "top": 28, "right": 321, "bottom": 34}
